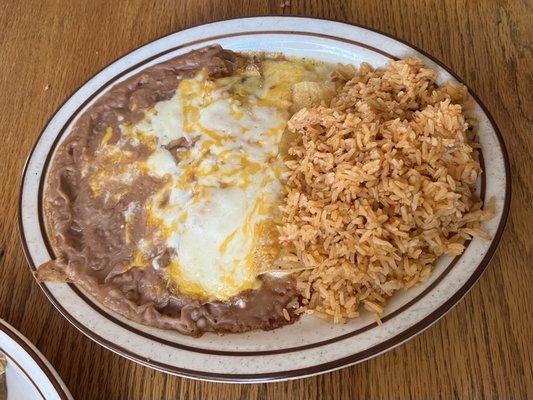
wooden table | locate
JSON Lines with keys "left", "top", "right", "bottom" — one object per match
{"left": 0, "top": 1, "right": 531, "bottom": 398}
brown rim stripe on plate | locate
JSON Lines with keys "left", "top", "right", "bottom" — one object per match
{"left": 0, "top": 320, "right": 70, "bottom": 399}
{"left": 0, "top": 347, "right": 45, "bottom": 399}
{"left": 32, "top": 30, "right": 482, "bottom": 356}
{"left": 18, "top": 17, "right": 511, "bottom": 382}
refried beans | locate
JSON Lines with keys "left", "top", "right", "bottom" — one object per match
{"left": 38, "top": 45, "right": 301, "bottom": 336}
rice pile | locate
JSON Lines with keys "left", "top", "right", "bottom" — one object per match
{"left": 277, "top": 58, "right": 494, "bottom": 323}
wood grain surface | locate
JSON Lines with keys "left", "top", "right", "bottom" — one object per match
{"left": 0, "top": 0, "right": 531, "bottom": 399}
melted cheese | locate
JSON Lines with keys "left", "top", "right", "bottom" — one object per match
{"left": 137, "top": 68, "right": 288, "bottom": 300}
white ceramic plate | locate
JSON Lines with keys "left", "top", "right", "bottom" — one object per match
{"left": 0, "top": 319, "right": 72, "bottom": 399}
{"left": 19, "top": 17, "right": 510, "bottom": 382}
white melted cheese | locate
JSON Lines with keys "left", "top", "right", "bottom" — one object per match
{"left": 145, "top": 149, "right": 180, "bottom": 178}
{"left": 135, "top": 71, "right": 287, "bottom": 300}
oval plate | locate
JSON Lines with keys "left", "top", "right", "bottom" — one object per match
{"left": 0, "top": 319, "right": 72, "bottom": 399}
{"left": 19, "top": 16, "right": 510, "bottom": 382}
